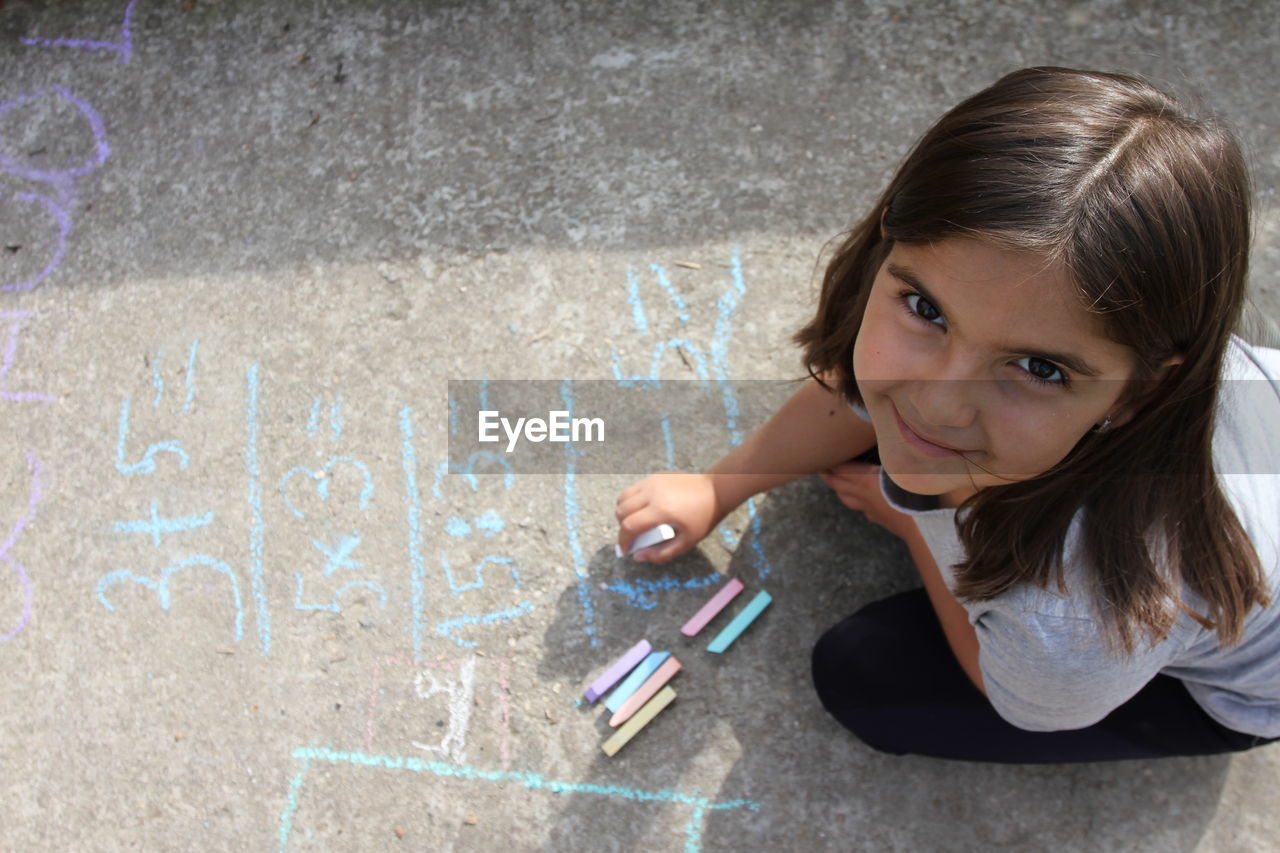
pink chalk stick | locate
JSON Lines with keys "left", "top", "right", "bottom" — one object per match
{"left": 609, "top": 656, "right": 682, "bottom": 727}
{"left": 584, "top": 639, "right": 651, "bottom": 703}
{"left": 680, "top": 577, "right": 744, "bottom": 636}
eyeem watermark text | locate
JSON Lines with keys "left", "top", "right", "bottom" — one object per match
{"left": 478, "top": 410, "right": 605, "bottom": 452}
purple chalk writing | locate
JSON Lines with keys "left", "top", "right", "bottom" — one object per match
{"left": 1, "top": 451, "right": 46, "bottom": 641}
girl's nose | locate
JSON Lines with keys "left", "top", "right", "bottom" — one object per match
{"left": 909, "top": 377, "right": 980, "bottom": 432}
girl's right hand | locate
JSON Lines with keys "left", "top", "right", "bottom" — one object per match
{"left": 615, "top": 472, "right": 722, "bottom": 564}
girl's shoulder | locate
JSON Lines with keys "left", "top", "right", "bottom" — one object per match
{"left": 1223, "top": 332, "right": 1280, "bottom": 384}
{"left": 1214, "top": 335, "right": 1280, "bottom": 573}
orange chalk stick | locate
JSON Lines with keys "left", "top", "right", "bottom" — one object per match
{"left": 608, "top": 656, "right": 682, "bottom": 727}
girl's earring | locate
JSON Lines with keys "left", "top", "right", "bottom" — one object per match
{"left": 1093, "top": 416, "right": 1113, "bottom": 434}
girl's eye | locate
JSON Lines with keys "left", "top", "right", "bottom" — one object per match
{"left": 896, "top": 289, "right": 1070, "bottom": 388}
{"left": 1013, "top": 356, "right": 1069, "bottom": 388}
{"left": 900, "top": 292, "right": 944, "bottom": 326}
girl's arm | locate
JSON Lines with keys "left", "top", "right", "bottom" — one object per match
{"left": 901, "top": 521, "right": 985, "bottom": 694}
{"left": 705, "top": 376, "right": 878, "bottom": 514}
{"left": 615, "top": 377, "right": 877, "bottom": 561}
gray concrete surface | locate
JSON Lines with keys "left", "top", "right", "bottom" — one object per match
{"left": 2, "top": 0, "right": 1279, "bottom": 850}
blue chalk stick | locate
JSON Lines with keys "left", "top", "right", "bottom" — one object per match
{"left": 707, "top": 590, "right": 771, "bottom": 653}
{"left": 604, "top": 651, "right": 670, "bottom": 712}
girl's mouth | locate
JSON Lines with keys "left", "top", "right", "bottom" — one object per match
{"left": 892, "top": 404, "right": 968, "bottom": 458}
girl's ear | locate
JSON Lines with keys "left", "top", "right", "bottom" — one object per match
{"left": 879, "top": 206, "right": 890, "bottom": 240}
{"left": 1109, "top": 354, "right": 1185, "bottom": 429}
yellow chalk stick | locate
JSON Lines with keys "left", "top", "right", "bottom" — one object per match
{"left": 609, "top": 656, "right": 682, "bottom": 727}
{"left": 601, "top": 685, "right": 676, "bottom": 757}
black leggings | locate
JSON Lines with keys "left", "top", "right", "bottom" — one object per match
{"left": 811, "top": 588, "right": 1276, "bottom": 763}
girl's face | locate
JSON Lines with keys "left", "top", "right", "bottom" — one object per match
{"left": 853, "top": 238, "right": 1140, "bottom": 499}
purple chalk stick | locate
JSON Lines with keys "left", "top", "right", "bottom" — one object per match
{"left": 584, "top": 639, "right": 651, "bottom": 703}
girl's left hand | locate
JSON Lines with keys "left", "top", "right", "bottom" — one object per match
{"left": 819, "top": 461, "right": 914, "bottom": 541}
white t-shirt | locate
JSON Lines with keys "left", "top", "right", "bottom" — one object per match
{"left": 851, "top": 335, "right": 1280, "bottom": 737}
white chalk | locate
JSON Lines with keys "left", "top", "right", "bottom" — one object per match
{"left": 615, "top": 523, "right": 676, "bottom": 558}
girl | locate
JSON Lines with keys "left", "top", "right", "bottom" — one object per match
{"left": 614, "top": 67, "right": 1280, "bottom": 763}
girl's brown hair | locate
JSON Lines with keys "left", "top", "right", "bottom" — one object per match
{"left": 796, "top": 66, "right": 1269, "bottom": 653}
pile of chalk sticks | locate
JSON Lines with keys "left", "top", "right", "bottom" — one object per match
{"left": 584, "top": 554, "right": 771, "bottom": 757}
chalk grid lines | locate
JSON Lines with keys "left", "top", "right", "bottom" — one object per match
{"left": 277, "top": 746, "right": 761, "bottom": 853}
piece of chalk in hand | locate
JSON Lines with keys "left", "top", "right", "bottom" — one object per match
{"left": 615, "top": 523, "right": 677, "bottom": 558}
{"left": 583, "top": 639, "right": 652, "bottom": 704}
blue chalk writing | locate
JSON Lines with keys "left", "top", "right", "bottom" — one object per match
{"left": 182, "top": 339, "right": 198, "bottom": 413}
{"left": 306, "top": 398, "right": 322, "bottom": 439}
{"left": 435, "top": 601, "right": 535, "bottom": 647}
{"left": 434, "top": 452, "right": 515, "bottom": 495}
{"left": 151, "top": 350, "right": 164, "bottom": 407}
{"left": 609, "top": 248, "right": 774, "bottom": 580}
{"left": 611, "top": 338, "right": 711, "bottom": 387}
{"left": 304, "top": 395, "right": 346, "bottom": 442}
{"left": 278, "top": 457, "right": 374, "bottom": 519}
{"left": 445, "top": 516, "right": 470, "bottom": 538}
{"left": 278, "top": 747, "right": 761, "bottom": 853}
{"left": 284, "top": 393, "right": 381, "bottom": 619}
{"left": 293, "top": 575, "right": 387, "bottom": 612}
{"left": 96, "top": 554, "right": 244, "bottom": 642}
{"left": 440, "top": 553, "right": 520, "bottom": 595}
{"left": 330, "top": 395, "right": 345, "bottom": 444}
{"left": 116, "top": 398, "right": 189, "bottom": 475}
{"left": 650, "top": 262, "right": 690, "bottom": 323}
{"left": 473, "top": 510, "right": 503, "bottom": 536}
{"left": 312, "top": 531, "right": 362, "bottom": 576}
{"left": 244, "top": 363, "right": 270, "bottom": 655}
{"left": 626, "top": 267, "right": 649, "bottom": 335}
{"left": 400, "top": 406, "right": 427, "bottom": 660}
{"left": 604, "top": 572, "right": 723, "bottom": 610}
{"left": 711, "top": 245, "right": 746, "bottom": 443}
{"left": 660, "top": 415, "right": 676, "bottom": 467}
{"left": 610, "top": 349, "right": 660, "bottom": 389}
{"left": 278, "top": 756, "right": 310, "bottom": 852}
{"left": 112, "top": 500, "right": 213, "bottom": 546}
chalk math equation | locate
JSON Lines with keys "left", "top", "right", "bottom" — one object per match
{"left": 82, "top": 247, "right": 772, "bottom": 660}
{"left": 4, "top": 11, "right": 773, "bottom": 846}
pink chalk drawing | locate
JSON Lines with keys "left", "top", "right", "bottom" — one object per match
{"left": 19, "top": 0, "right": 136, "bottom": 65}
{"left": 1, "top": 451, "right": 46, "bottom": 642}
{"left": 0, "top": 311, "right": 55, "bottom": 402}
